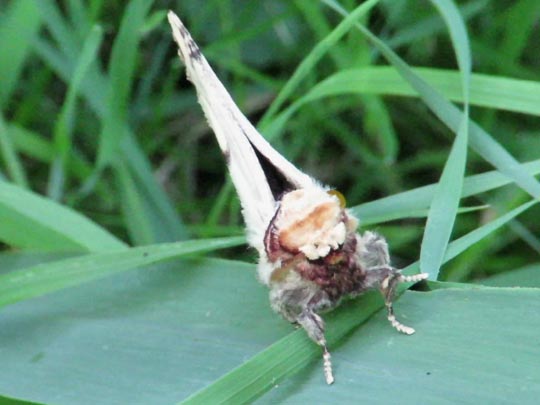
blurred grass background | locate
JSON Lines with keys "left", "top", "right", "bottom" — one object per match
{"left": 1, "top": 0, "right": 539, "bottom": 281}
{"left": 1, "top": 1, "right": 540, "bottom": 403}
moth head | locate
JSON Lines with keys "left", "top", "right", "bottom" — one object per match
{"left": 273, "top": 187, "right": 358, "bottom": 261}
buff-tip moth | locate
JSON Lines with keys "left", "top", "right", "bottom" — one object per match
{"left": 168, "top": 11, "right": 428, "bottom": 385}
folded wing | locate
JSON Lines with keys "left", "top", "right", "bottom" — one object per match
{"left": 168, "top": 11, "right": 317, "bottom": 246}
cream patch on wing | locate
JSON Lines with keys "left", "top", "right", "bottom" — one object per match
{"left": 276, "top": 188, "right": 347, "bottom": 260}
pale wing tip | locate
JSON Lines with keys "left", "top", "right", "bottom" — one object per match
{"left": 167, "top": 10, "right": 202, "bottom": 64}
{"left": 167, "top": 10, "right": 181, "bottom": 37}
{"left": 167, "top": 10, "right": 183, "bottom": 62}
{"left": 167, "top": 10, "right": 177, "bottom": 21}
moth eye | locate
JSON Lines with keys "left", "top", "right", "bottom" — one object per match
{"left": 327, "top": 189, "right": 346, "bottom": 208}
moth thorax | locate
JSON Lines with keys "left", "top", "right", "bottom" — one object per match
{"left": 274, "top": 188, "right": 357, "bottom": 261}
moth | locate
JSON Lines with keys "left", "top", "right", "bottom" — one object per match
{"left": 168, "top": 11, "right": 428, "bottom": 385}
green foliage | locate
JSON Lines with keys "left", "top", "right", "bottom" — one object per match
{"left": 0, "top": 0, "right": 539, "bottom": 403}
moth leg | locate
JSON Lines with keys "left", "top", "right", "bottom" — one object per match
{"left": 370, "top": 267, "right": 428, "bottom": 335}
{"left": 297, "top": 309, "right": 334, "bottom": 385}
{"left": 380, "top": 269, "right": 415, "bottom": 334}
{"left": 359, "top": 231, "right": 428, "bottom": 334}
{"left": 271, "top": 284, "right": 335, "bottom": 384}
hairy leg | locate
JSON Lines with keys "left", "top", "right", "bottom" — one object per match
{"left": 297, "top": 309, "right": 334, "bottom": 384}
{"left": 378, "top": 269, "right": 428, "bottom": 334}
{"left": 270, "top": 281, "right": 335, "bottom": 384}
{"left": 358, "top": 231, "right": 428, "bottom": 334}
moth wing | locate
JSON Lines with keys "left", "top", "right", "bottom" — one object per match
{"left": 168, "top": 11, "right": 317, "bottom": 246}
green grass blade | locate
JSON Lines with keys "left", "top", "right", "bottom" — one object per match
{"left": 120, "top": 135, "right": 190, "bottom": 242}
{"left": 288, "top": 67, "right": 540, "bottom": 116}
{"left": 257, "top": 287, "right": 540, "bottom": 403}
{"left": 263, "top": 65, "right": 540, "bottom": 144}
{"left": 6, "top": 124, "right": 110, "bottom": 199}
{"left": 2, "top": 257, "right": 539, "bottom": 403}
{"left": 0, "top": 394, "right": 45, "bottom": 405}
{"left": 6, "top": 125, "right": 58, "bottom": 162}
{"left": 392, "top": 204, "right": 489, "bottom": 224}
{"left": 181, "top": 291, "right": 384, "bottom": 405}
{"left": 323, "top": 1, "right": 540, "bottom": 199}
{"left": 352, "top": 159, "right": 540, "bottom": 225}
{"left": 0, "top": 251, "right": 78, "bottom": 274}
{"left": 371, "top": 45, "right": 540, "bottom": 199}
{"left": 0, "top": 114, "right": 28, "bottom": 188}
{"left": 47, "top": 25, "right": 103, "bottom": 200}
{"left": 66, "top": 0, "right": 90, "bottom": 34}
{"left": 257, "top": 0, "right": 381, "bottom": 130}
{"left": 0, "top": 0, "right": 42, "bottom": 107}
{"left": 387, "top": 0, "right": 487, "bottom": 49}
{"left": 294, "top": 0, "right": 348, "bottom": 68}
{"left": 141, "top": 10, "right": 167, "bottom": 34}
{"left": 480, "top": 263, "right": 540, "bottom": 288}
{"left": 205, "top": 180, "right": 235, "bottom": 227}
{"left": 0, "top": 181, "right": 126, "bottom": 252}
{"left": 88, "top": 0, "right": 105, "bottom": 21}
{"left": 362, "top": 95, "right": 399, "bottom": 163}
{"left": 420, "top": 129, "right": 467, "bottom": 279}
{"left": 96, "top": 0, "right": 153, "bottom": 169}
{"left": 508, "top": 221, "right": 540, "bottom": 254}
{"left": 36, "top": 1, "right": 80, "bottom": 57}
{"left": 419, "top": 0, "right": 470, "bottom": 278}
{"left": 498, "top": 0, "right": 540, "bottom": 68}
{"left": 115, "top": 159, "right": 155, "bottom": 245}
{"left": 365, "top": 38, "right": 540, "bottom": 198}
{"left": 0, "top": 236, "right": 244, "bottom": 309}
{"left": 34, "top": 12, "right": 188, "bottom": 242}
{"left": 443, "top": 200, "right": 538, "bottom": 263}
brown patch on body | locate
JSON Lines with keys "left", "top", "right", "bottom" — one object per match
{"left": 294, "top": 234, "right": 367, "bottom": 301}
{"left": 279, "top": 202, "right": 337, "bottom": 251}
{"left": 265, "top": 188, "right": 367, "bottom": 301}
{"left": 269, "top": 254, "right": 305, "bottom": 283}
